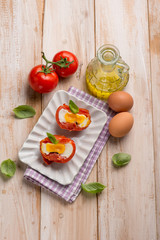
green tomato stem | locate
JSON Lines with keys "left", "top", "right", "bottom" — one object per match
{"left": 41, "top": 52, "right": 74, "bottom": 69}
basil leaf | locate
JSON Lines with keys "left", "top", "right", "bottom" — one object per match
{"left": 47, "top": 132, "right": 59, "bottom": 144}
{"left": 69, "top": 100, "right": 79, "bottom": 114}
{"left": 81, "top": 182, "right": 106, "bottom": 194}
{"left": 0, "top": 159, "right": 16, "bottom": 177}
{"left": 112, "top": 153, "right": 131, "bottom": 167}
{"left": 13, "top": 105, "right": 36, "bottom": 119}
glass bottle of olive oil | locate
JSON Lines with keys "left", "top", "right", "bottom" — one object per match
{"left": 86, "top": 44, "right": 129, "bottom": 100}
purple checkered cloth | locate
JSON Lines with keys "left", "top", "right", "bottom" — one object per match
{"left": 24, "top": 86, "right": 115, "bottom": 203}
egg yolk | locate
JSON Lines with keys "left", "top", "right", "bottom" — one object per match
{"left": 64, "top": 112, "right": 86, "bottom": 124}
{"left": 46, "top": 143, "right": 65, "bottom": 154}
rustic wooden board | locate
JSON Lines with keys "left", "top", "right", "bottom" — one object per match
{"left": 148, "top": 0, "right": 160, "bottom": 238}
{"left": 0, "top": 0, "right": 159, "bottom": 239}
{"left": 0, "top": 0, "right": 44, "bottom": 239}
{"left": 95, "top": 0, "right": 157, "bottom": 239}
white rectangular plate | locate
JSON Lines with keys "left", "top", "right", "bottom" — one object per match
{"left": 19, "top": 90, "right": 108, "bottom": 185}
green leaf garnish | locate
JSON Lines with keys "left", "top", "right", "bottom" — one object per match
{"left": 112, "top": 153, "right": 131, "bottom": 167}
{"left": 81, "top": 182, "right": 106, "bottom": 194}
{"left": 69, "top": 100, "right": 79, "bottom": 114}
{"left": 13, "top": 105, "right": 36, "bottom": 119}
{"left": 0, "top": 159, "right": 16, "bottom": 177}
{"left": 47, "top": 133, "right": 59, "bottom": 144}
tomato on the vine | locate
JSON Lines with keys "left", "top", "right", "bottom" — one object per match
{"left": 28, "top": 52, "right": 59, "bottom": 93}
{"left": 28, "top": 51, "right": 78, "bottom": 93}
{"left": 28, "top": 65, "right": 59, "bottom": 93}
{"left": 52, "top": 51, "right": 78, "bottom": 78}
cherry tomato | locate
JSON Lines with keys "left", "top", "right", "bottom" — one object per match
{"left": 52, "top": 51, "right": 78, "bottom": 78}
{"left": 28, "top": 65, "right": 59, "bottom": 93}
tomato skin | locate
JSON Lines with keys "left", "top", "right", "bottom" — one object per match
{"left": 56, "top": 104, "right": 91, "bottom": 131}
{"left": 40, "top": 136, "right": 76, "bottom": 164}
{"left": 28, "top": 65, "right": 59, "bottom": 93}
{"left": 53, "top": 51, "right": 78, "bottom": 78}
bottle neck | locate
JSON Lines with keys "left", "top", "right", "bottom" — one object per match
{"left": 97, "top": 44, "right": 120, "bottom": 72}
{"left": 100, "top": 62, "right": 116, "bottom": 72}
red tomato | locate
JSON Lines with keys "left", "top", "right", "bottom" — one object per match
{"left": 52, "top": 51, "right": 78, "bottom": 78}
{"left": 40, "top": 135, "right": 76, "bottom": 164}
{"left": 56, "top": 104, "right": 91, "bottom": 131}
{"left": 28, "top": 65, "right": 59, "bottom": 93}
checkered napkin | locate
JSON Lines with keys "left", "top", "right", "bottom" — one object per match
{"left": 24, "top": 87, "right": 115, "bottom": 203}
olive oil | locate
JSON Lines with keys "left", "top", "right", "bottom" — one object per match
{"left": 86, "top": 44, "right": 129, "bottom": 100}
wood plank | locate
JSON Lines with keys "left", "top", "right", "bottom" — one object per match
{"left": 148, "top": 0, "right": 160, "bottom": 238}
{"left": 95, "top": 0, "right": 157, "bottom": 239}
{"left": 41, "top": 1, "right": 97, "bottom": 240}
{"left": 0, "top": 0, "right": 44, "bottom": 239}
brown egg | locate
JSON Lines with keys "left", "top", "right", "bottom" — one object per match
{"left": 108, "top": 91, "right": 134, "bottom": 112}
{"left": 109, "top": 112, "right": 134, "bottom": 137}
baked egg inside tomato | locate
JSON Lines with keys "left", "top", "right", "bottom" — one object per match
{"left": 41, "top": 142, "right": 74, "bottom": 158}
{"left": 58, "top": 109, "right": 91, "bottom": 128}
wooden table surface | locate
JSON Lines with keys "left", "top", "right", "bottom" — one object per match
{"left": 0, "top": 0, "right": 160, "bottom": 239}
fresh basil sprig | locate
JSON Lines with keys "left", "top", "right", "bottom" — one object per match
{"left": 81, "top": 182, "right": 106, "bottom": 194}
{"left": 13, "top": 105, "right": 36, "bottom": 119}
{"left": 47, "top": 133, "right": 59, "bottom": 144}
{"left": 0, "top": 159, "right": 16, "bottom": 177}
{"left": 112, "top": 153, "right": 131, "bottom": 167}
{"left": 69, "top": 100, "right": 79, "bottom": 114}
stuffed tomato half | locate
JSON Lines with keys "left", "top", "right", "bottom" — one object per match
{"left": 56, "top": 100, "right": 91, "bottom": 131}
{"left": 40, "top": 133, "right": 76, "bottom": 164}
